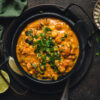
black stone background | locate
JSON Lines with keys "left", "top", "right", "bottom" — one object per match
{"left": 0, "top": 0, "right": 100, "bottom": 100}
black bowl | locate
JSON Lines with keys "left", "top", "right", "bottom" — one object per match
{"left": 11, "top": 12, "right": 84, "bottom": 85}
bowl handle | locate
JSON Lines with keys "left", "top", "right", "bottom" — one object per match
{"left": 64, "top": 3, "right": 96, "bottom": 41}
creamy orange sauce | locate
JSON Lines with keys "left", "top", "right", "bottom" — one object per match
{"left": 16, "top": 18, "right": 79, "bottom": 80}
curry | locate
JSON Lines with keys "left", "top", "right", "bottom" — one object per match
{"left": 16, "top": 18, "right": 79, "bottom": 80}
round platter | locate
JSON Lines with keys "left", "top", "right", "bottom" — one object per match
{"left": 2, "top": 5, "right": 94, "bottom": 94}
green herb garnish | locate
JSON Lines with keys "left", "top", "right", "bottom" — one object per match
{"left": 25, "top": 29, "right": 33, "bottom": 38}
{"left": 64, "top": 33, "right": 67, "bottom": 37}
{"left": 25, "top": 38, "right": 33, "bottom": 45}
{"left": 40, "top": 33, "right": 44, "bottom": 37}
{"left": 61, "top": 45, "right": 64, "bottom": 47}
{"left": 34, "top": 34, "right": 39, "bottom": 39}
{"left": 60, "top": 49, "right": 64, "bottom": 53}
{"left": 61, "top": 37, "right": 65, "bottom": 41}
{"left": 44, "top": 27, "right": 52, "bottom": 33}
{"left": 31, "top": 63, "right": 38, "bottom": 72}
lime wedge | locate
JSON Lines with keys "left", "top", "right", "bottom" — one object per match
{"left": 0, "top": 70, "right": 10, "bottom": 93}
{"left": 8, "top": 56, "right": 23, "bottom": 76}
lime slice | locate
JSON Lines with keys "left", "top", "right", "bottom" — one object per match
{"left": 0, "top": 70, "right": 10, "bottom": 93}
{"left": 8, "top": 56, "right": 23, "bottom": 76}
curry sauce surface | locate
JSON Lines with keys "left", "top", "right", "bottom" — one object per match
{"left": 16, "top": 18, "right": 79, "bottom": 80}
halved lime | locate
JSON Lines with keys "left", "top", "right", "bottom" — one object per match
{"left": 0, "top": 70, "right": 10, "bottom": 93}
{"left": 8, "top": 56, "right": 23, "bottom": 76}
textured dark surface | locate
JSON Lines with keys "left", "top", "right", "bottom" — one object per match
{"left": 0, "top": 0, "right": 100, "bottom": 100}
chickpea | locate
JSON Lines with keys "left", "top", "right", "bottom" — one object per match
{"left": 27, "top": 63, "right": 32, "bottom": 70}
{"left": 62, "top": 59, "right": 72, "bottom": 67}
{"left": 55, "top": 23, "right": 62, "bottom": 30}
{"left": 52, "top": 74, "right": 58, "bottom": 80}
{"left": 22, "top": 31, "right": 25, "bottom": 35}
{"left": 70, "top": 48, "right": 75, "bottom": 54}
{"left": 55, "top": 36, "right": 62, "bottom": 43}
{"left": 59, "top": 46, "right": 70, "bottom": 56}
{"left": 29, "top": 45, "right": 33, "bottom": 49}
{"left": 66, "top": 67, "right": 72, "bottom": 72}
{"left": 55, "top": 60, "right": 60, "bottom": 66}
{"left": 51, "top": 31, "right": 58, "bottom": 38}
{"left": 66, "top": 24, "right": 70, "bottom": 30}
{"left": 49, "top": 25, "right": 55, "bottom": 30}
{"left": 59, "top": 66, "right": 65, "bottom": 73}
{"left": 40, "top": 65, "right": 45, "bottom": 71}
{"left": 29, "top": 70, "right": 33, "bottom": 74}
{"left": 67, "top": 55, "right": 76, "bottom": 60}
{"left": 67, "top": 30, "right": 73, "bottom": 35}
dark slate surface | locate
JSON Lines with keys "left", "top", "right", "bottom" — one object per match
{"left": 0, "top": 0, "right": 100, "bottom": 100}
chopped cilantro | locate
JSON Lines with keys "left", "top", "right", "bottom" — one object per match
{"left": 25, "top": 38, "right": 33, "bottom": 45}
{"left": 61, "top": 37, "right": 65, "bottom": 41}
{"left": 60, "top": 49, "right": 64, "bottom": 53}
{"left": 61, "top": 45, "right": 64, "bottom": 47}
{"left": 64, "top": 33, "right": 67, "bottom": 37}
{"left": 25, "top": 29, "right": 33, "bottom": 38}
{"left": 34, "top": 34, "right": 39, "bottom": 39}
{"left": 44, "top": 27, "right": 52, "bottom": 33}
{"left": 40, "top": 33, "right": 44, "bottom": 37}
{"left": 36, "top": 28, "right": 38, "bottom": 30}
